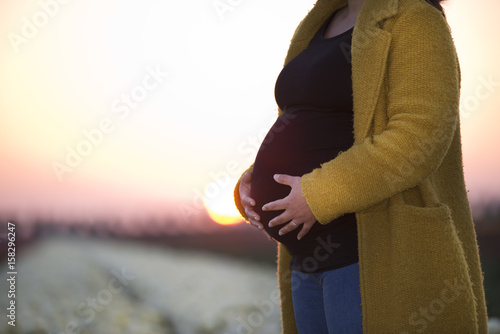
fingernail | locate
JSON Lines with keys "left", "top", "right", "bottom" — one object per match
{"left": 297, "top": 236, "right": 302, "bottom": 240}
{"left": 258, "top": 226, "right": 263, "bottom": 230}
{"left": 278, "top": 230, "right": 283, "bottom": 236}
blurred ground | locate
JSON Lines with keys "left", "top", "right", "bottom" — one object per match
{"left": 1, "top": 203, "right": 499, "bottom": 333}
{"left": 0, "top": 237, "right": 281, "bottom": 334}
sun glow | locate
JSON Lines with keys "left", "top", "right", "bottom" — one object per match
{"left": 203, "top": 178, "right": 244, "bottom": 226}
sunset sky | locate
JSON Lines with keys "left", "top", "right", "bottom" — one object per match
{"left": 1, "top": 0, "right": 499, "bottom": 227}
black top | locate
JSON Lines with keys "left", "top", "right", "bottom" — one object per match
{"left": 275, "top": 18, "right": 354, "bottom": 114}
{"left": 250, "top": 12, "right": 358, "bottom": 273}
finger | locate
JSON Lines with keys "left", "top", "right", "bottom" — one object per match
{"left": 273, "top": 174, "right": 296, "bottom": 186}
{"left": 241, "top": 195, "right": 256, "bottom": 207}
{"left": 261, "top": 229, "right": 273, "bottom": 241}
{"left": 248, "top": 217, "right": 264, "bottom": 230}
{"left": 262, "top": 198, "right": 286, "bottom": 212}
{"left": 244, "top": 207, "right": 260, "bottom": 222}
{"left": 241, "top": 171, "right": 252, "bottom": 183}
{"left": 297, "top": 221, "right": 314, "bottom": 240}
{"left": 268, "top": 211, "right": 293, "bottom": 228}
{"left": 279, "top": 220, "right": 300, "bottom": 236}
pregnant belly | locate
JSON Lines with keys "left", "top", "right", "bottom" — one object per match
{"left": 250, "top": 110, "right": 354, "bottom": 245}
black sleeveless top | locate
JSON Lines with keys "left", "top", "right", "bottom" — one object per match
{"left": 250, "top": 12, "right": 358, "bottom": 273}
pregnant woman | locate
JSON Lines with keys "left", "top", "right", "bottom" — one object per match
{"left": 234, "top": 0, "right": 488, "bottom": 333}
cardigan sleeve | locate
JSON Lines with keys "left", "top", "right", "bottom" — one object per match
{"left": 300, "top": 7, "right": 461, "bottom": 224}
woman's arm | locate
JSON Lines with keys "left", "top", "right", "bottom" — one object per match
{"left": 301, "top": 7, "right": 461, "bottom": 224}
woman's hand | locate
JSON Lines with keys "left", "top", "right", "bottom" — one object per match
{"left": 263, "top": 174, "right": 317, "bottom": 240}
{"left": 238, "top": 172, "right": 272, "bottom": 240}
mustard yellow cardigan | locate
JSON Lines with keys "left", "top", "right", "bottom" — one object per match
{"left": 234, "top": 0, "right": 488, "bottom": 332}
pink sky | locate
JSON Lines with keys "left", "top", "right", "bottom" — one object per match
{"left": 1, "top": 0, "right": 499, "bottom": 225}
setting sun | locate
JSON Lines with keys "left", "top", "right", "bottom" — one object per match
{"left": 203, "top": 177, "right": 244, "bottom": 226}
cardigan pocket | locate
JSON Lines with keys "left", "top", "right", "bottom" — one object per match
{"left": 381, "top": 198, "right": 479, "bottom": 333}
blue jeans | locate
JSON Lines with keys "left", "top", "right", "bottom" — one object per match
{"left": 291, "top": 262, "right": 363, "bottom": 334}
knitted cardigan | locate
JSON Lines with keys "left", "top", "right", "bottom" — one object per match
{"left": 234, "top": 0, "right": 489, "bottom": 332}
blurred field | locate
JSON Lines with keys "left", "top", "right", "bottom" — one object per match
{"left": 1, "top": 202, "right": 499, "bottom": 333}
{"left": 0, "top": 236, "right": 281, "bottom": 334}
